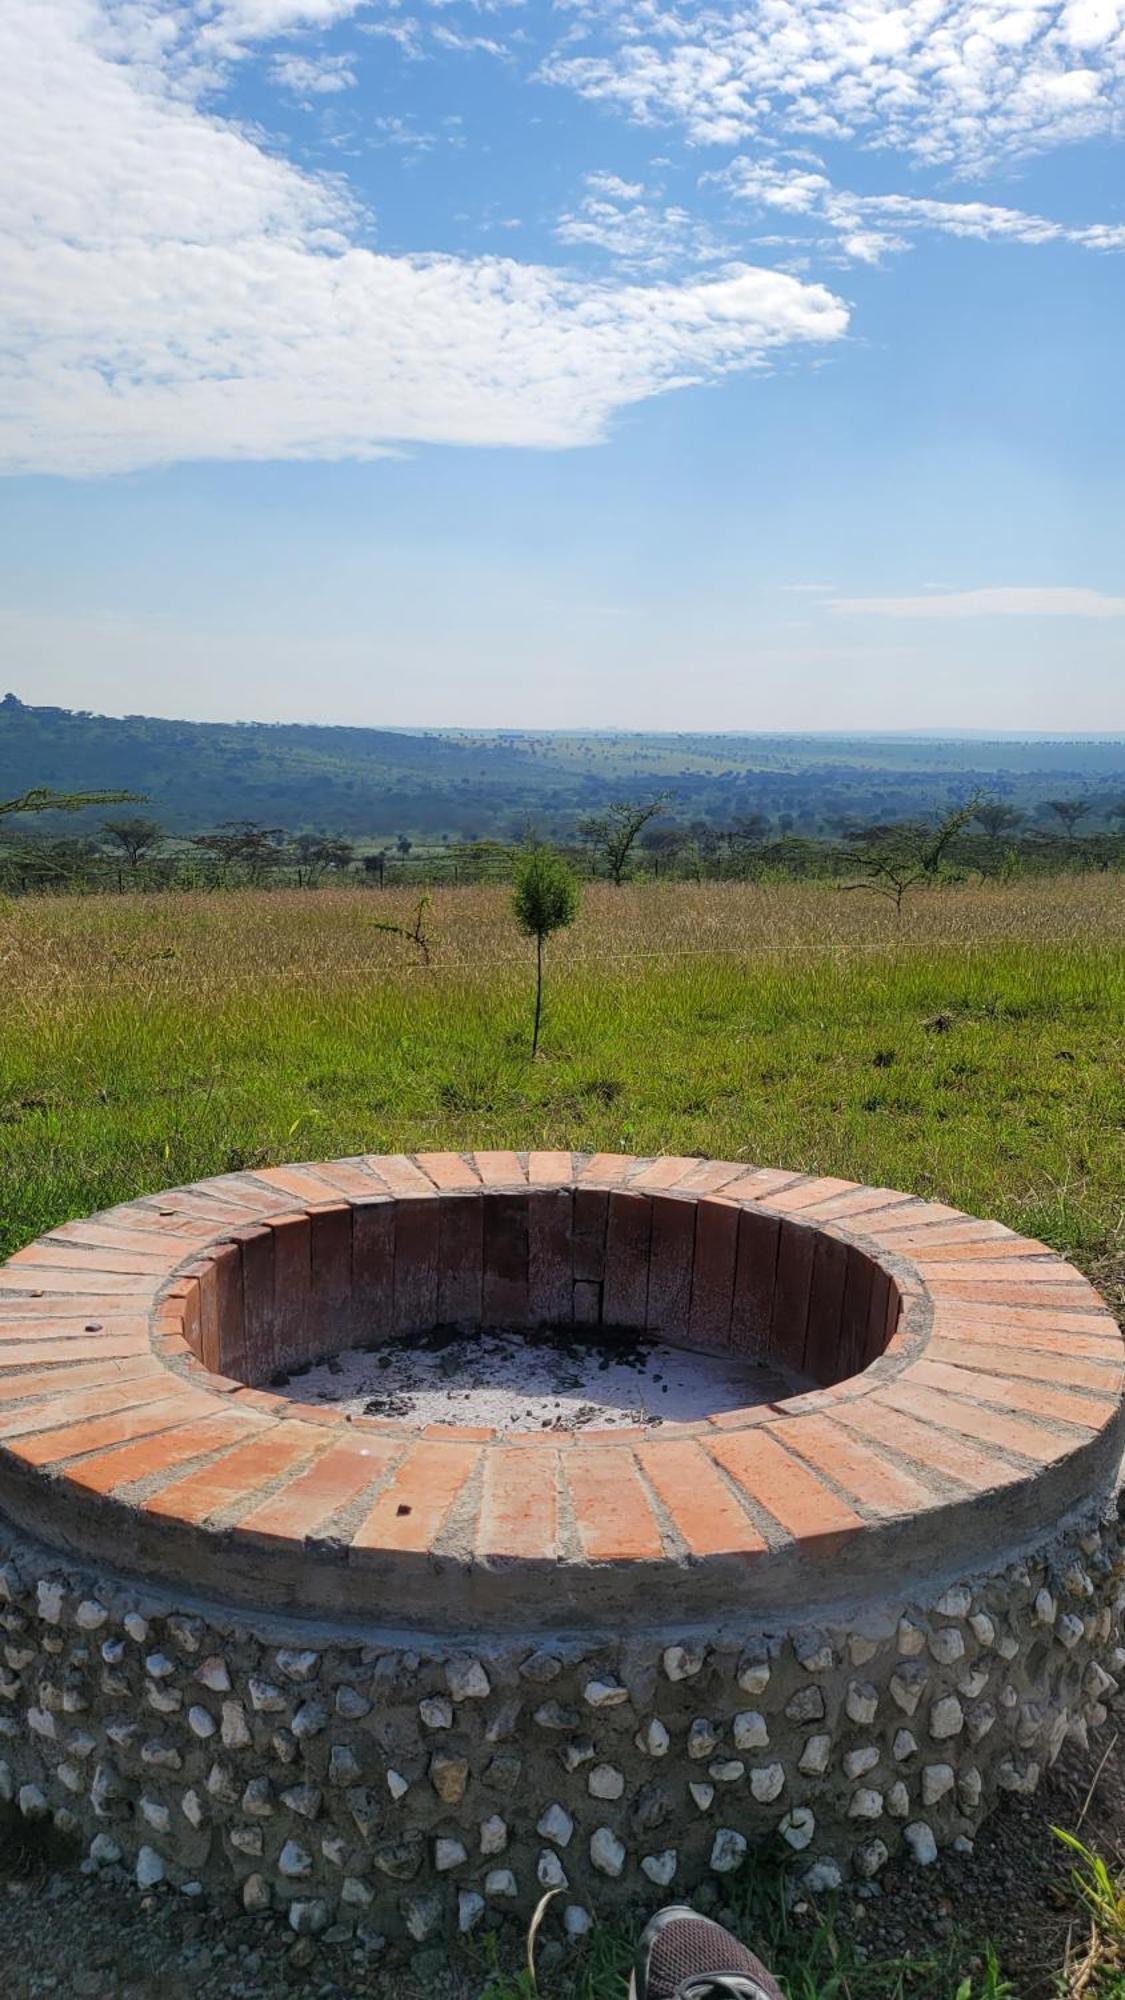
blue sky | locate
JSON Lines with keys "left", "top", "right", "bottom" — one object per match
{"left": 1, "top": 0, "right": 1123, "bottom": 731}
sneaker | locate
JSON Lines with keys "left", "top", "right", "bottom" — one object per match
{"left": 629, "top": 1905, "right": 785, "bottom": 2000}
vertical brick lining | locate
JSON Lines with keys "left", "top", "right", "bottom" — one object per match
{"left": 175, "top": 1168, "right": 904, "bottom": 1399}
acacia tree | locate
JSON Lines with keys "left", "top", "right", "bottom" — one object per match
{"left": 843, "top": 797, "right": 981, "bottom": 917}
{"left": 973, "top": 802, "right": 1024, "bottom": 841}
{"left": 579, "top": 795, "right": 668, "bottom": 885}
{"left": 102, "top": 814, "right": 164, "bottom": 870}
{"left": 1047, "top": 799, "right": 1089, "bottom": 840}
{"left": 512, "top": 847, "right": 579, "bottom": 1055}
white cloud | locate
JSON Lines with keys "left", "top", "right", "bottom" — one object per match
{"left": 830, "top": 587, "right": 1125, "bottom": 616}
{"left": 557, "top": 171, "right": 729, "bottom": 267}
{"left": 0, "top": 0, "right": 847, "bottom": 478}
{"left": 720, "top": 158, "right": 1125, "bottom": 260}
{"left": 269, "top": 50, "right": 358, "bottom": 92}
{"left": 544, "top": 0, "right": 1125, "bottom": 169}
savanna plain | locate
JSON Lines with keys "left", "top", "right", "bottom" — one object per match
{"left": 2, "top": 873, "right": 1125, "bottom": 2000}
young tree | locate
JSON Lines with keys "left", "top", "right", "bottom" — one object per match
{"left": 512, "top": 847, "right": 579, "bottom": 1056}
{"left": 102, "top": 814, "right": 164, "bottom": 869}
{"left": 579, "top": 795, "right": 668, "bottom": 885}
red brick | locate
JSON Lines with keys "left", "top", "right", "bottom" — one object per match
{"left": 0, "top": 1336, "right": 148, "bottom": 1369}
{"left": 437, "top": 1192, "right": 483, "bottom": 1325}
{"left": 920, "top": 1277, "right": 1098, "bottom": 1310}
{"left": 803, "top": 1233, "right": 850, "bottom": 1384}
{"left": 877, "top": 1380, "right": 1064, "bottom": 1465}
{"left": 310, "top": 1203, "right": 352, "bottom": 1314}
{"left": 707, "top": 1427, "right": 863, "bottom": 1549}
{"left": 566, "top": 1449, "right": 664, "bottom": 1560}
{"left": 628, "top": 1157, "right": 703, "bottom": 1192}
{"left": 482, "top": 1192, "right": 529, "bottom": 1326}
{"left": 306, "top": 1159, "right": 387, "bottom": 1200}
{"left": 392, "top": 1198, "right": 440, "bottom": 1335}
{"left": 760, "top": 1176, "right": 860, "bottom": 1214}
{"left": 231, "top": 1226, "right": 275, "bottom": 1383}
{"left": 929, "top": 1337, "right": 1122, "bottom": 1394}
{"left": 252, "top": 1163, "right": 344, "bottom": 1206}
{"left": 352, "top": 1199, "right": 394, "bottom": 1328}
{"left": 831, "top": 1395, "right": 1027, "bottom": 1492}
{"left": 528, "top": 1188, "right": 574, "bottom": 1325}
{"left": 637, "top": 1439, "right": 766, "bottom": 1558}
{"left": 66, "top": 1412, "right": 259, "bottom": 1497}
{"left": 674, "top": 1161, "right": 751, "bottom": 1195}
{"left": 713, "top": 1168, "right": 809, "bottom": 1202}
{"left": 0, "top": 1373, "right": 181, "bottom": 1442}
{"left": 867, "top": 1215, "right": 1008, "bottom": 1245}
{"left": 416, "top": 1152, "right": 480, "bottom": 1192}
{"left": 602, "top": 1191, "right": 652, "bottom": 1329}
{"left": 573, "top": 1188, "right": 609, "bottom": 1282}
{"left": 645, "top": 1195, "right": 696, "bottom": 1341}
{"left": 9, "top": 1241, "right": 177, "bottom": 1277}
{"left": 471, "top": 1150, "right": 527, "bottom": 1187}
{"left": 238, "top": 1434, "right": 400, "bottom": 1543}
{"left": 0, "top": 1358, "right": 162, "bottom": 1404}
{"left": 573, "top": 1279, "right": 601, "bottom": 1325}
{"left": 10, "top": 1393, "right": 212, "bottom": 1468}
{"left": 929, "top": 1308, "right": 1122, "bottom": 1361}
{"left": 477, "top": 1446, "right": 559, "bottom": 1560}
{"left": 364, "top": 1154, "right": 438, "bottom": 1198}
{"left": 927, "top": 1299, "right": 1115, "bottom": 1338}
{"left": 350, "top": 1440, "right": 480, "bottom": 1553}
{"left": 0, "top": 1267, "right": 156, "bottom": 1299}
{"left": 863, "top": 1264, "right": 894, "bottom": 1367}
{"left": 144, "top": 1421, "right": 325, "bottom": 1525}
{"left": 775, "top": 1413, "right": 935, "bottom": 1517}
{"left": 527, "top": 1151, "right": 575, "bottom": 1186}
{"left": 688, "top": 1199, "right": 739, "bottom": 1349}
{"left": 907, "top": 1238, "right": 1053, "bottom": 1264}
{"left": 909, "top": 1357, "right": 1114, "bottom": 1432}
{"left": 212, "top": 1242, "right": 245, "bottom": 1378}
{"left": 768, "top": 1220, "right": 817, "bottom": 1372}
{"left": 786, "top": 1187, "right": 911, "bottom": 1222}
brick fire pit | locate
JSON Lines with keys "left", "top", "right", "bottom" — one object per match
{"left": 0, "top": 1152, "right": 1121, "bottom": 1942}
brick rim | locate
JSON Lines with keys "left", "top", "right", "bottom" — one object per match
{"left": 0, "top": 1154, "right": 1121, "bottom": 1634}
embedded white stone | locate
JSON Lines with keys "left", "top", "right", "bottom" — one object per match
{"left": 641, "top": 1850, "right": 678, "bottom": 1887}
{"left": 291, "top": 1700, "right": 327, "bottom": 1740}
{"left": 970, "top": 1612, "right": 996, "bottom": 1648}
{"left": 146, "top": 1653, "right": 176, "bottom": 1680}
{"left": 709, "top": 1760, "right": 745, "bottom": 1784}
{"left": 220, "top": 1702, "right": 251, "bottom": 1749}
{"left": 733, "top": 1711, "right": 769, "bottom": 1751}
{"left": 799, "top": 1736, "right": 832, "bottom": 1777}
{"left": 57, "top": 1762, "right": 82, "bottom": 1794}
{"left": 846, "top": 1683, "right": 878, "bottom": 1726}
{"left": 419, "top": 1696, "right": 453, "bottom": 1730}
{"left": 663, "top": 1645, "right": 704, "bottom": 1682}
{"left": 195, "top": 1657, "right": 231, "bottom": 1693}
{"left": 538, "top": 1849, "right": 568, "bottom": 1889}
{"left": 337, "top": 1685, "right": 371, "bottom": 1720}
{"left": 958, "top": 1767, "right": 983, "bottom": 1810}
{"left": 140, "top": 1798, "right": 171, "bottom": 1833}
{"left": 590, "top": 1828, "right": 626, "bottom": 1877}
{"left": 636, "top": 1717, "right": 670, "bottom": 1758}
{"left": 136, "top": 1846, "right": 165, "bottom": 1888}
{"left": 688, "top": 1719, "right": 719, "bottom": 1760}
{"left": 281, "top": 1782, "right": 322, "bottom": 1820}
{"left": 848, "top": 1635, "right": 879, "bottom": 1666}
{"left": 803, "top": 1859, "right": 843, "bottom": 1893}
{"left": 181, "top": 1791, "right": 204, "bottom": 1828}
{"left": 242, "top": 1874, "right": 270, "bottom": 1912}
{"left": 930, "top": 1696, "right": 964, "bottom": 1740}
{"left": 37, "top": 1582, "right": 64, "bottom": 1624}
{"left": 435, "top": 1838, "right": 467, "bottom": 1871}
{"left": 147, "top": 1685, "right": 182, "bottom": 1716}
{"left": 890, "top": 1668, "right": 927, "bottom": 1716}
{"left": 893, "top": 1730, "right": 918, "bottom": 1762}
{"left": 1034, "top": 1590, "right": 1057, "bottom": 1626}
{"left": 689, "top": 1783, "right": 715, "bottom": 1812}
{"left": 886, "top": 1782, "right": 910, "bottom": 1819}
{"left": 387, "top": 1770, "right": 410, "bottom": 1802}
{"left": 844, "top": 1746, "right": 880, "bottom": 1779}
{"left": 996, "top": 1634, "right": 1020, "bottom": 1661}
{"left": 957, "top": 1667, "right": 990, "bottom": 1701}
{"left": 781, "top": 1808, "right": 815, "bottom": 1851}
{"left": 187, "top": 1705, "right": 215, "bottom": 1740}
{"left": 538, "top": 1803, "right": 574, "bottom": 1847}
{"left": 710, "top": 1828, "right": 747, "bottom": 1873}
{"left": 480, "top": 1815, "right": 508, "bottom": 1855}
{"left": 18, "top": 1784, "right": 48, "bottom": 1819}
{"left": 447, "top": 1658, "right": 491, "bottom": 1701}
{"left": 905, "top": 1822, "right": 938, "bottom": 1866}
{"left": 750, "top": 1764, "right": 785, "bottom": 1803}
{"left": 242, "top": 1777, "right": 272, "bottom": 1817}
{"left": 563, "top": 1738, "right": 594, "bottom": 1771}
{"left": 928, "top": 1628, "right": 965, "bottom": 1666}
{"left": 485, "top": 1868, "right": 519, "bottom": 1898}
{"left": 27, "top": 1709, "right": 56, "bottom": 1740}
{"left": 75, "top": 1601, "right": 108, "bottom": 1632}
{"left": 585, "top": 1678, "right": 629, "bottom": 1709}
{"left": 288, "top": 1900, "right": 329, "bottom": 1937}
{"left": 278, "top": 1840, "right": 313, "bottom": 1879}
{"left": 341, "top": 1877, "right": 373, "bottom": 1909}
{"left": 248, "top": 1678, "right": 284, "bottom": 1713}
{"left": 320, "top": 1834, "right": 347, "bottom": 1868}
{"left": 1057, "top": 1614, "right": 1085, "bottom": 1651}
{"left": 736, "top": 1657, "right": 770, "bottom": 1695}
{"left": 588, "top": 1764, "right": 625, "bottom": 1801}
{"left": 853, "top": 1839, "right": 889, "bottom": 1879}
{"left": 849, "top": 1789, "right": 883, "bottom": 1820}
{"left": 897, "top": 1620, "right": 926, "bottom": 1657}
{"left": 922, "top": 1764, "right": 955, "bottom": 1805}
{"left": 230, "top": 1826, "right": 263, "bottom": 1857}
{"left": 123, "top": 1613, "right": 149, "bottom": 1644}
{"left": 329, "top": 1746, "right": 360, "bottom": 1785}
{"left": 459, "top": 1891, "right": 486, "bottom": 1933}
{"left": 936, "top": 1587, "right": 971, "bottom": 1619}
{"left": 796, "top": 1639, "right": 834, "bottom": 1674}
{"left": 564, "top": 1906, "right": 593, "bottom": 1939}
{"left": 89, "top": 1833, "right": 122, "bottom": 1866}
{"left": 276, "top": 1648, "right": 319, "bottom": 1682}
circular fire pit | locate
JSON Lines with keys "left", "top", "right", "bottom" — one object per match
{"left": 0, "top": 1153, "right": 1121, "bottom": 1934}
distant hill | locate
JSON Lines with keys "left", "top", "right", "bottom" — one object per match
{"left": 2, "top": 693, "right": 1123, "bottom": 841}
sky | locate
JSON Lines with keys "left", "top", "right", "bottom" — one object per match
{"left": 1, "top": 0, "right": 1123, "bottom": 732}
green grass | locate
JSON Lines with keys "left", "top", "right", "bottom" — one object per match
{"left": 1, "top": 879, "right": 1123, "bottom": 1279}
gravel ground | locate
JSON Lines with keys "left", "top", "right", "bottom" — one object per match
{"left": 273, "top": 1324, "right": 797, "bottom": 1434}
{"left": 2, "top": 1722, "right": 1124, "bottom": 2000}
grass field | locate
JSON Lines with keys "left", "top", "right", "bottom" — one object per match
{"left": 2, "top": 873, "right": 1124, "bottom": 1998}
{"left": 2, "top": 875, "right": 1122, "bottom": 1288}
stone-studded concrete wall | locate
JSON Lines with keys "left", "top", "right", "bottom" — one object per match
{"left": 1, "top": 1497, "right": 1122, "bottom": 1953}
